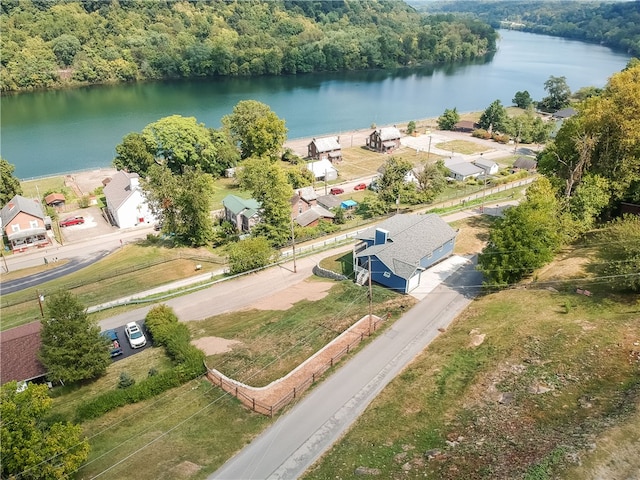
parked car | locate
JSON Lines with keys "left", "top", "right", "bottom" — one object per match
{"left": 354, "top": 183, "right": 367, "bottom": 191}
{"left": 330, "top": 187, "right": 344, "bottom": 195}
{"left": 124, "top": 322, "right": 147, "bottom": 349}
{"left": 59, "top": 216, "right": 84, "bottom": 227}
{"left": 102, "top": 329, "right": 123, "bottom": 357}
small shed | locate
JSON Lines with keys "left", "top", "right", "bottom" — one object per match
{"left": 453, "top": 120, "right": 479, "bottom": 132}
{"left": 340, "top": 199, "right": 358, "bottom": 210}
{"left": 44, "top": 193, "right": 66, "bottom": 208}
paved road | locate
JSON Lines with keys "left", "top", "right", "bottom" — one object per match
{"left": 211, "top": 259, "right": 481, "bottom": 480}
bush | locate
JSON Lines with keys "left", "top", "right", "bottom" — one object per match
{"left": 117, "top": 372, "right": 135, "bottom": 389}
{"left": 145, "top": 304, "right": 180, "bottom": 345}
{"left": 472, "top": 129, "right": 491, "bottom": 139}
{"left": 492, "top": 133, "right": 510, "bottom": 144}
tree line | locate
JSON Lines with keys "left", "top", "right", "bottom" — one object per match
{"left": 0, "top": 0, "right": 497, "bottom": 93}
{"left": 415, "top": 0, "right": 640, "bottom": 57}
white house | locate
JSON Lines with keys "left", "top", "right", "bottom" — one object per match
{"left": 307, "top": 159, "right": 338, "bottom": 181}
{"left": 446, "top": 162, "right": 484, "bottom": 182}
{"left": 472, "top": 156, "right": 499, "bottom": 175}
{"left": 103, "top": 171, "right": 156, "bottom": 229}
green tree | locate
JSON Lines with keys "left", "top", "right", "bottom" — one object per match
{"left": 227, "top": 236, "right": 277, "bottom": 274}
{"left": 141, "top": 115, "right": 225, "bottom": 176}
{"left": 113, "top": 132, "right": 155, "bottom": 176}
{"left": 568, "top": 173, "right": 610, "bottom": 232}
{"left": 539, "top": 75, "right": 571, "bottom": 112}
{"left": 415, "top": 160, "right": 447, "bottom": 202}
{"left": 596, "top": 215, "right": 640, "bottom": 292}
{"left": 144, "top": 165, "right": 215, "bottom": 247}
{"left": 406, "top": 120, "right": 416, "bottom": 134}
{"left": 238, "top": 157, "right": 293, "bottom": 246}
{"left": 51, "top": 34, "right": 81, "bottom": 66}
{"left": 478, "top": 178, "right": 565, "bottom": 287}
{"left": 478, "top": 99, "right": 508, "bottom": 133}
{"left": 39, "top": 291, "right": 110, "bottom": 383}
{"left": 1, "top": 382, "right": 89, "bottom": 479}
{"left": 0, "top": 157, "right": 23, "bottom": 205}
{"left": 377, "top": 157, "right": 420, "bottom": 207}
{"left": 437, "top": 107, "right": 460, "bottom": 130}
{"left": 222, "top": 100, "right": 288, "bottom": 160}
{"left": 512, "top": 90, "right": 533, "bottom": 109}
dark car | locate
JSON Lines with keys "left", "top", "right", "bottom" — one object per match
{"left": 354, "top": 183, "right": 367, "bottom": 191}
{"left": 102, "top": 329, "right": 123, "bottom": 357}
{"left": 330, "top": 187, "right": 344, "bottom": 195}
{"left": 59, "top": 216, "right": 84, "bottom": 227}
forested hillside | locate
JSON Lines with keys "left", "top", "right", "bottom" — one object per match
{"left": 411, "top": 0, "right": 640, "bottom": 57}
{"left": 0, "top": 0, "right": 496, "bottom": 93}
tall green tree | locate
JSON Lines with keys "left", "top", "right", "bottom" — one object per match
{"left": 377, "top": 157, "right": 420, "bottom": 207}
{"left": 39, "top": 291, "right": 110, "bottom": 383}
{"left": 144, "top": 165, "right": 215, "bottom": 247}
{"left": 1, "top": 382, "right": 89, "bottom": 479}
{"left": 415, "top": 160, "right": 448, "bottom": 202}
{"left": 478, "top": 177, "right": 565, "bottom": 287}
{"left": 222, "top": 100, "right": 288, "bottom": 160}
{"left": 478, "top": 99, "right": 508, "bottom": 133}
{"left": 0, "top": 157, "right": 23, "bottom": 205}
{"left": 237, "top": 156, "right": 293, "bottom": 246}
{"left": 437, "top": 107, "right": 460, "bottom": 130}
{"left": 141, "top": 115, "right": 226, "bottom": 176}
{"left": 113, "top": 132, "right": 155, "bottom": 176}
{"left": 539, "top": 75, "right": 571, "bottom": 112}
{"left": 512, "top": 90, "right": 533, "bottom": 109}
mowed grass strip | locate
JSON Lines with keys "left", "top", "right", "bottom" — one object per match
{"left": 302, "top": 282, "right": 640, "bottom": 478}
{"left": 1, "top": 243, "right": 223, "bottom": 330}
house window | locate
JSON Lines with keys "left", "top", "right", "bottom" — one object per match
{"left": 383, "top": 271, "right": 391, "bottom": 278}
{"left": 30, "top": 220, "right": 39, "bottom": 229}
{"left": 11, "top": 224, "right": 20, "bottom": 233}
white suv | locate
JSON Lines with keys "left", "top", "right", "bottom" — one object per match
{"left": 124, "top": 322, "right": 147, "bottom": 349}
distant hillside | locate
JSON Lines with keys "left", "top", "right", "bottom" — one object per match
{"left": 409, "top": 0, "right": 640, "bottom": 56}
{"left": 0, "top": 0, "right": 497, "bottom": 93}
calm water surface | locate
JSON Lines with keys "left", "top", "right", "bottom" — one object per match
{"left": 0, "top": 30, "right": 631, "bottom": 179}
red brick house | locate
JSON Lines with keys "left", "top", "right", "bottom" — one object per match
{"left": 0, "top": 195, "right": 51, "bottom": 252}
{"left": 308, "top": 136, "right": 342, "bottom": 162}
{"left": 0, "top": 321, "right": 47, "bottom": 386}
{"left": 367, "top": 127, "right": 401, "bottom": 153}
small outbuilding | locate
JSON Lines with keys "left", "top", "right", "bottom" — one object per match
{"left": 473, "top": 156, "right": 499, "bottom": 175}
{"left": 512, "top": 156, "right": 538, "bottom": 172}
{"left": 44, "top": 193, "right": 66, "bottom": 208}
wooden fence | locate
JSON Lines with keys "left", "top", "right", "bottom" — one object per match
{"left": 205, "top": 314, "right": 384, "bottom": 417}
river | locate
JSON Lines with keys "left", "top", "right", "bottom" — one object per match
{"left": 0, "top": 29, "right": 631, "bottom": 179}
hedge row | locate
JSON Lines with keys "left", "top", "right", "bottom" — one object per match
{"left": 76, "top": 305, "right": 205, "bottom": 421}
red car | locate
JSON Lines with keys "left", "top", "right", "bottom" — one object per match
{"left": 354, "top": 183, "right": 367, "bottom": 191}
{"left": 330, "top": 187, "right": 344, "bottom": 195}
{"left": 59, "top": 216, "right": 84, "bottom": 227}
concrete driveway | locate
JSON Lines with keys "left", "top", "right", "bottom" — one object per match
{"left": 409, "top": 255, "right": 473, "bottom": 300}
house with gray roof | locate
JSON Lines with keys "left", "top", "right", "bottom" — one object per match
{"left": 512, "top": 156, "right": 538, "bottom": 172}
{"left": 223, "top": 195, "right": 262, "bottom": 233}
{"left": 0, "top": 194, "right": 51, "bottom": 252}
{"left": 367, "top": 127, "right": 402, "bottom": 153}
{"left": 446, "top": 162, "right": 484, "bottom": 182}
{"left": 308, "top": 136, "right": 342, "bottom": 162}
{"left": 103, "top": 171, "right": 156, "bottom": 229}
{"left": 353, "top": 214, "right": 457, "bottom": 293}
{"left": 472, "top": 156, "right": 499, "bottom": 175}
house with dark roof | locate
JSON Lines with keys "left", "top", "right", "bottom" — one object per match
{"left": 353, "top": 214, "right": 457, "bottom": 293}
{"left": 103, "top": 171, "right": 156, "bottom": 228}
{"left": 223, "top": 195, "right": 262, "bottom": 233}
{"left": 295, "top": 206, "right": 335, "bottom": 227}
{"left": 316, "top": 194, "right": 342, "bottom": 211}
{"left": 552, "top": 107, "right": 577, "bottom": 120}
{"left": 44, "top": 193, "right": 66, "bottom": 209}
{"left": 0, "top": 321, "right": 47, "bottom": 386}
{"left": 512, "top": 156, "right": 538, "bottom": 173}
{"left": 290, "top": 186, "right": 335, "bottom": 227}
{"left": 453, "top": 120, "right": 479, "bottom": 133}
{"left": 0, "top": 195, "right": 51, "bottom": 252}
{"left": 367, "top": 127, "right": 401, "bottom": 153}
{"left": 308, "top": 136, "right": 342, "bottom": 162}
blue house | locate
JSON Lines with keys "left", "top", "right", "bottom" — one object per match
{"left": 353, "top": 214, "right": 457, "bottom": 294}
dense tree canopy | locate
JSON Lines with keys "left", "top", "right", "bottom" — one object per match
{"left": 222, "top": 100, "right": 288, "bottom": 160}
{"left": 437, "top": 107, "right": 460, "bottom": 130}
{"left": 1, "top": 382, "right": 89, "bottom": 479}
{"left": 39, "top": 291, "right": 110, "bottom": 383}
{"left": 478, "top": 99, "right": 508, "bottom": 133}
{"left": 539, "top": 75, "right": 571, "bottom": 112}
{"left": 0, "top": 157, "right": 22, "bottom": 204}
{"left": 1, "top": 0, "right": 497, "bottom": 93}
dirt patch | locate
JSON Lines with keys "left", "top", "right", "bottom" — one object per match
{"left": 192, "top": 337, "right": 241, "bottom": 355}
{"left": 247, "top": 280, "right": 334, "bottom": 310}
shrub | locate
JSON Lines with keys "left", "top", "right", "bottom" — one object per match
{"left": 492, "top": 133, "right": 510, "bottom": 144}
{"left": 117, "top": 372, "right": 135, "bottom": 389}
{"left": 472, "top": 129, "right": 491, "bottom": 139}
{"left": 145, "top": 304, "right": 180, "bottom": 345}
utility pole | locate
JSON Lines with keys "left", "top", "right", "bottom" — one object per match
{"left": 368, "top": 257, "right": 373, "bottom": 335}
{"left": 290, "top": 218, "right": 297, "bottom": 273}
{"left": 36, "top": 290, "right": 44, "bottom": 318}
{"left": 427, "top": 135, "right": 432, "bottom": 160}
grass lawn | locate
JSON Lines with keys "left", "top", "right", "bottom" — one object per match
{"left": 434, "top": 139, "right": 490, "bottom": 155}
{"left": 52, "top": 279, "right": 414, "bottom": 480}
{"left": 0, "top": 242, "right": 225, "bottom": 331}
